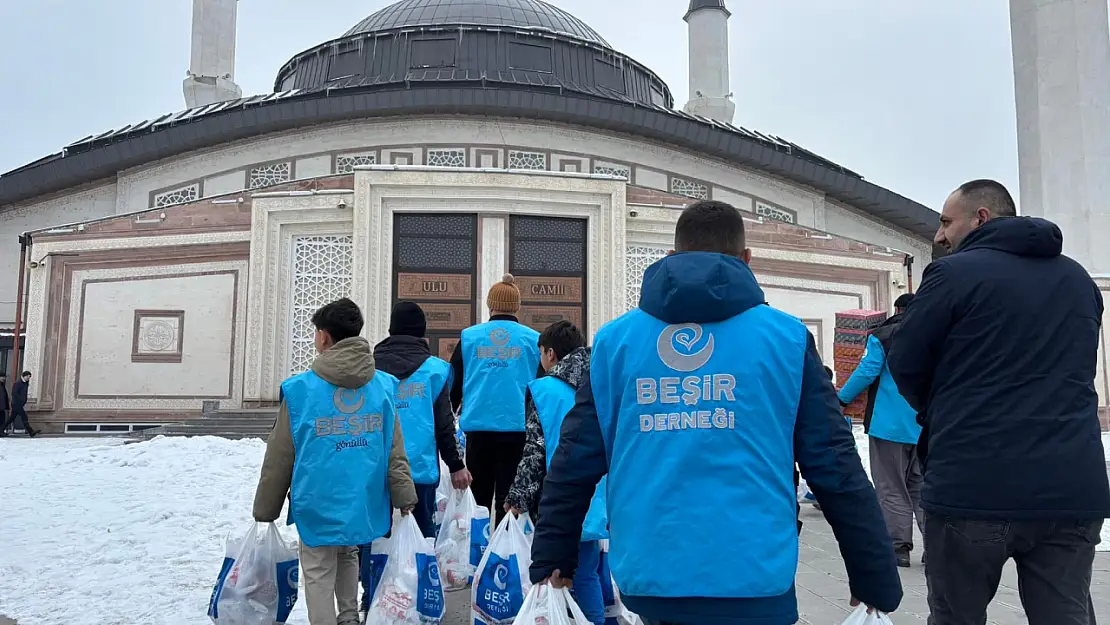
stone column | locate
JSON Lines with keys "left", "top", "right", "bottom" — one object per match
{"left": 1010, "top": 0, "right": 1110, "bottom": 274}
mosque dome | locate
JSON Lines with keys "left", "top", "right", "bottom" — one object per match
{"left": 343, "top": 0, "right": 610, "bottom": 47}
{"left": 274, "top": 0, "right": 671, "bottom": 108}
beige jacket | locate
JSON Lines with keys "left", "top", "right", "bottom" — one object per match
{"left": 253, "top": 336, "right": 419, "bottom": 522}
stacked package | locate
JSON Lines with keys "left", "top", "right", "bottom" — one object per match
{"left": 833, "top": 309, "right": 888, "bottom": 422}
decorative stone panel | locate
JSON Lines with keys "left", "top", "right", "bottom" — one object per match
{"left": 336, "top": 153, "right": 377, "bottom": 174}
{"left": 507, "top": 150, "right": 547, "bottom": 170}
{"left": 248, "top": 162, "right": 292, "bottom": 189}
{"left": 152, "top": 184, "right": 200, "bottom": 208}
{"left": 132, "top": 310, "right": 185, "bottom": 363}
{"left": 426, "top": 148, "right": 466, "bottom": 168}
{"left": 288, "top": 235, "right": 354, "bottom": 374}
{"left": 756, "top": 201, "right": 796, "bottom": 224}
{"left": 624, "top": 245, "right": 668, "bottom": 312}
{"left": 594, "top": 165, "right": 630, "bottom": 180}
{"left": 670, "top": 177, "right": 709, "bottom": 200}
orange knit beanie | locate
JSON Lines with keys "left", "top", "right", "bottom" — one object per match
{"left": 487, "top": 274, "right": 521, "bottom": 314}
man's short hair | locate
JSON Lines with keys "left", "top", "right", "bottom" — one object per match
{"left": 538, "top": 320, "right": 586, "bottom": 360}
{"left": 311, "top": 298, "right": 364, "bottom": 343}
{"left": 20, "top": 371, "right": 30, "bottom": 377}
{"left": 674, "top": 200, "right": 746, "bottom": 255}
{"left": 894, "top": 293, "right": 915, "bottom": 309}
{"left": 955, "top": 179, "right": 1017, "bottom": 217}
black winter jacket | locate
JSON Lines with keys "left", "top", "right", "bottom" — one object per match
{"left": 888, "top": 217, "right": 1110, "bottom": 519}
{"left": 374, "top": 335, "right": 465, "bottom": 476}
{"left": 12, "top": 380, "right": 28, "bottom": 409}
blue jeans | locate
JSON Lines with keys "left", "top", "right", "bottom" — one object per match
{"left": 572, "top": 540, "right": 606, "bottom": 625}
{"left": 413, "top": 482, "right": 438, "bottom": 538}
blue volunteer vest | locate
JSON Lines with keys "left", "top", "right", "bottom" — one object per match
{"left": 459, "top": 320, "right": 541, "bottom": 432}
{"left": 528, "top": 376, "right": 609, "bottom": 542}
{"left": 590, "top": 306, "right": 807, "bottom": 599}
{"left": 283, "top": 370, "right": 397, "bottom": 548}
{"left": 395, "top": 357, "right": 452, "bottom": 485}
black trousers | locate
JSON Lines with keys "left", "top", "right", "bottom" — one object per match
{"left": 465, "top": 430, "right": 526, "bottom": 526}
{"left": 925, "top": 513, "right": 1101, "bottom": 625}
{"left": 2, "top": 407, "right": 32, "bottom": 433}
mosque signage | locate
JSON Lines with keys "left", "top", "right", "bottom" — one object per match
{"left": 512, "top": 277, "right": 583, "bottom": 303}
{"left": 420, "top": 303, "right": 472, "bottom": 331}
{"left": 396, "top": 273, "right": 472, "bottom": 300}
{"left": 519, "top": 306, "right": 583, "bottom": 331}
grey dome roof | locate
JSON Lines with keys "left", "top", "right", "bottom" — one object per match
{"left": 344, "top": 0, "right": 610, "bottom": 46}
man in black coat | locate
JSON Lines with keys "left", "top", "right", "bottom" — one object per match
{"left": 0, "top": 373, "right": 9, "bottom": 433}
{"left": 888, "top": 179, "right": 1108, "bottom": 625}
{"left": 2, "top": 371, "right": 38, "bottom": 437}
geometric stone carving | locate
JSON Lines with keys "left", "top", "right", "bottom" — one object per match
{"left": 427, "top": 148, "right": 466, "bottom": 168}
{"left": 756, "top": 201, "right": 796, "bottom": 224}
{"left": 132, "top": 310, "right": 185, "bottom": 363}
{"left": 624, "top": 245, "right": 668, "bottom": 312}
{"left": 289, "top": 234, "right": 354, "bottom": 374}
{"left": 508, "top": 150, "right": 547, "bottom": 170}
{"left": 336, "top": 153, "right": 377, "bottom": 174}
{"left": 594, "top": 165, "right": 630, "bottom": 180}
{"left": 152, "top": 184, "right": 200, "bottom": 208}
{"left": 248, "top": 162, "right": 292, "bottom": 189}
{"left": 670, "top": 176, "right": 709, "bottom": 200}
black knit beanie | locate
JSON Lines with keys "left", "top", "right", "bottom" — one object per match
{"left": 389, "top": 301, "right": 427, "bottom": 337}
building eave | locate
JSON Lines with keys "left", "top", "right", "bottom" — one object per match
{"left": 0, "top": 84, "right": 938, "bottom": 240}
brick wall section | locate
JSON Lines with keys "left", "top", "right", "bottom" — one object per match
{"left": 33, "top": 175, "right": 355, "bottom": 242}
{"left": 834, "top": 310, "right": 888, "bottom": 422}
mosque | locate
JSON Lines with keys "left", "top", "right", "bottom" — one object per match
{"left": 0, "top": 0, "right": 1103, "bottom": 433}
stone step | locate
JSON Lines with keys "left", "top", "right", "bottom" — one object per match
{"left": 176, "top": 418, "right": 277, "bottom": 427}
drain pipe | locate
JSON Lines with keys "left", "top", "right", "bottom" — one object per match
{"left": 10, "top": 233, "right": 30, "bottom": 379}
{"left": 904, "top": 254, "right": 915, "bottom": 293}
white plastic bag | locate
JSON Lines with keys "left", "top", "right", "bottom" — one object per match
{"left": 207, "top": 522, "right": 299, "bottom": 625}
{"left": 513, "top": 584, "right": 592, "bottom": 625}
{"left": 518, "top": 512, "right": 535, "bottom": 546}
{"left": 435, "top": 487, "right": 490, "bottom": 590}
{"left": 368, "top": 514, "right": 446, "bottom": 625}
{"left": 472, "top": 513, "right": 532, "bottom": 625}
{"left": 434, "top": 460, "right": 452, "bottom": 532}
{"left": 842, "top": 604, "right": 894, "bottom": 625}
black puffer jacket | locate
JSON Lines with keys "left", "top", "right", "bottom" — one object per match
{"left": 374, "top": 335, "right": 465, "bottom": 476}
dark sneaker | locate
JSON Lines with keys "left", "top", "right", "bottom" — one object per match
{"left": 895, "top": 548, "right": 911, "bottom": 568}
{"left": 27, "top": 429, "right": 39, "bottom": 438}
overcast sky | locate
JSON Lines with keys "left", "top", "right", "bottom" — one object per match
{"left": 0, "top": 0, "right": 1029, "bottom": 211}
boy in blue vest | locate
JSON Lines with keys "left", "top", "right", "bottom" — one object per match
{"left": 448, "top": 274, "right": 541, "bottom": 524}
{"left": 253, "top": 297, "right": 418, "bottom": 625}
{"left": 505, "top": 320, "right": 607, "bottom": 625}
{"left": 374, "top": 301, "right": 474, "bottom": 537}
{"left": 527, "top": 201, "right": 903, "bottom": 625}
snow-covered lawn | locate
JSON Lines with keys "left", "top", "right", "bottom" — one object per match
{"left": 0, "top": 430, "right": 1107, "bottom": 624}
{"left": 0, "top": 436, "right": 308, "bottom": 625}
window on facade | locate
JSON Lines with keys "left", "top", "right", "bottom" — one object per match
{"left": 507, "top": 150, "right": 546, "bottom": 170}
{"left": 670, "top": 177, "right": 708, "bottom": 200}
{"left": 426, "top": 149, "right": 466, "bottom": 168}
{"left": 755, "top": 201, "right": 796, "bottom": 224}
{"left": 410, "top": 39, "right": 456, "bottom": 69}
{"left": 593, "top": 165, "right": 630, "bottom": 180}
{"left": 510, "top": 42, "right": 553, "bottom": 73}
{"left": 289, "top": 235, "right": 354, "bottom": 374}
{"left": 594, "top": 58, "right": 626, "bottom": 94}
{"left": 152, "top": 183, "right": 200, "bottom": 208}
{"left": 327, "top": 49, "right": 364, "bottom": 81}
{"left": 336, "top": 153, "right": 377, "bottom": 174}
{"left": 249, "top": 162, "right": 292, "bottom": 189}
{"left": 650, "top": 87, "right": 666, "bottom": 107}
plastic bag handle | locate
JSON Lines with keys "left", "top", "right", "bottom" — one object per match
{"left": 557, "top": 586, "right": 593, "bottom": 624}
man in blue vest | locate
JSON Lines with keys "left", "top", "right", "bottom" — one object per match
{"left": 838, "top": 293, "right": 923, "bottom": 568}
{"left": 505, "top": 320, "right": 608, "bottom": 625}
{"left": 528, "top": 201, "right": 902, "bottom": 625}
{"left": 449, "top": 274, "right": 541, "bottom": 524}
{"left": 254, "top": 297, "right": 418, "bottom": 625}
{"left": 374, "top": 300, "right": 473, "bottom": 537}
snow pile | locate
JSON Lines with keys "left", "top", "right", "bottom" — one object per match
{"left": 0, "top": 436, "right": 307, "bottom": 625}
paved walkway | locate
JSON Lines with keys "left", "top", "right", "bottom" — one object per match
{"left": 440, "top": 505, "right": 1110, "bottom": 624}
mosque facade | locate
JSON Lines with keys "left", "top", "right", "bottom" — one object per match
{"left": 0, "top": 0, "right": 1103, "bottom": 432}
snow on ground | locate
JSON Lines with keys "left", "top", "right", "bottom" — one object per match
{"left": 1, "top": 429, "right": 1108, "bottom": 624}
{"left": 0, "top": 436, "right": 308, "bottom": 625}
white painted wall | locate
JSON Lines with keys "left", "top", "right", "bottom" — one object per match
{"left": 77, "top": 272, "right": 236, "bottom": 397}
{"left": 0, "top": 184, "right": 118, "bottom": 324}
{"left": 763, "top": 284, "right": 865, "bottom": 364}
{"left": 824, "top": 200, "right": 930, "bottom": 288}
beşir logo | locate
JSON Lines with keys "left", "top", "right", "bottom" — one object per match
{"left": 332, "top": 388, "right": 366, "bottom": 414}
{"left": 488, "top": 328, "right": 511, "bottom": 347}
{"left": 656, "top": 323, "right": 715, "bottom": 372}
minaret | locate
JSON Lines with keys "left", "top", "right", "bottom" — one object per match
{"left": 183, "top": 0, "right": 242, "bottom": 108}
{"left": 1010, "top": 0, "right": 1110, "bottom": 274}
{"left": 683, "top": 0, "right": 736, "bottom": 124}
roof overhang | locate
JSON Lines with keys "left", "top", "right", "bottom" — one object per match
{"left": 0, "top": 84, "right": 939, "bottom": 240}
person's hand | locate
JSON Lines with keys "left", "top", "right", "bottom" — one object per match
{"left": 451, "top": 468, "right": 473, "bottom": 490}
{"left": 502, "top": 502, "right": 522, "bottom": 516}
{"left": 546, "top": 569, "right": 573, "bottom": 589}
{"left": 849, "top": 597, "right": 875, "bottom": 614}
{"left": 400, "top": 505, "right": 414, "bottom": 516}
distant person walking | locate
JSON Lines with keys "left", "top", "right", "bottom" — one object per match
{"left": 838, "top": 293, "right": 923, "bottom": 568}
{"left": 0, "top": 373, "right": 9, "bottom": 435}
{"left": 449, "top": 274, "right": 541, "bottom": 523}
{"left": 888, "top": 179, "right": 1109, "bottom": 625}
{"left": 2, "top": 371, "right": 38, "bottom": 437}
